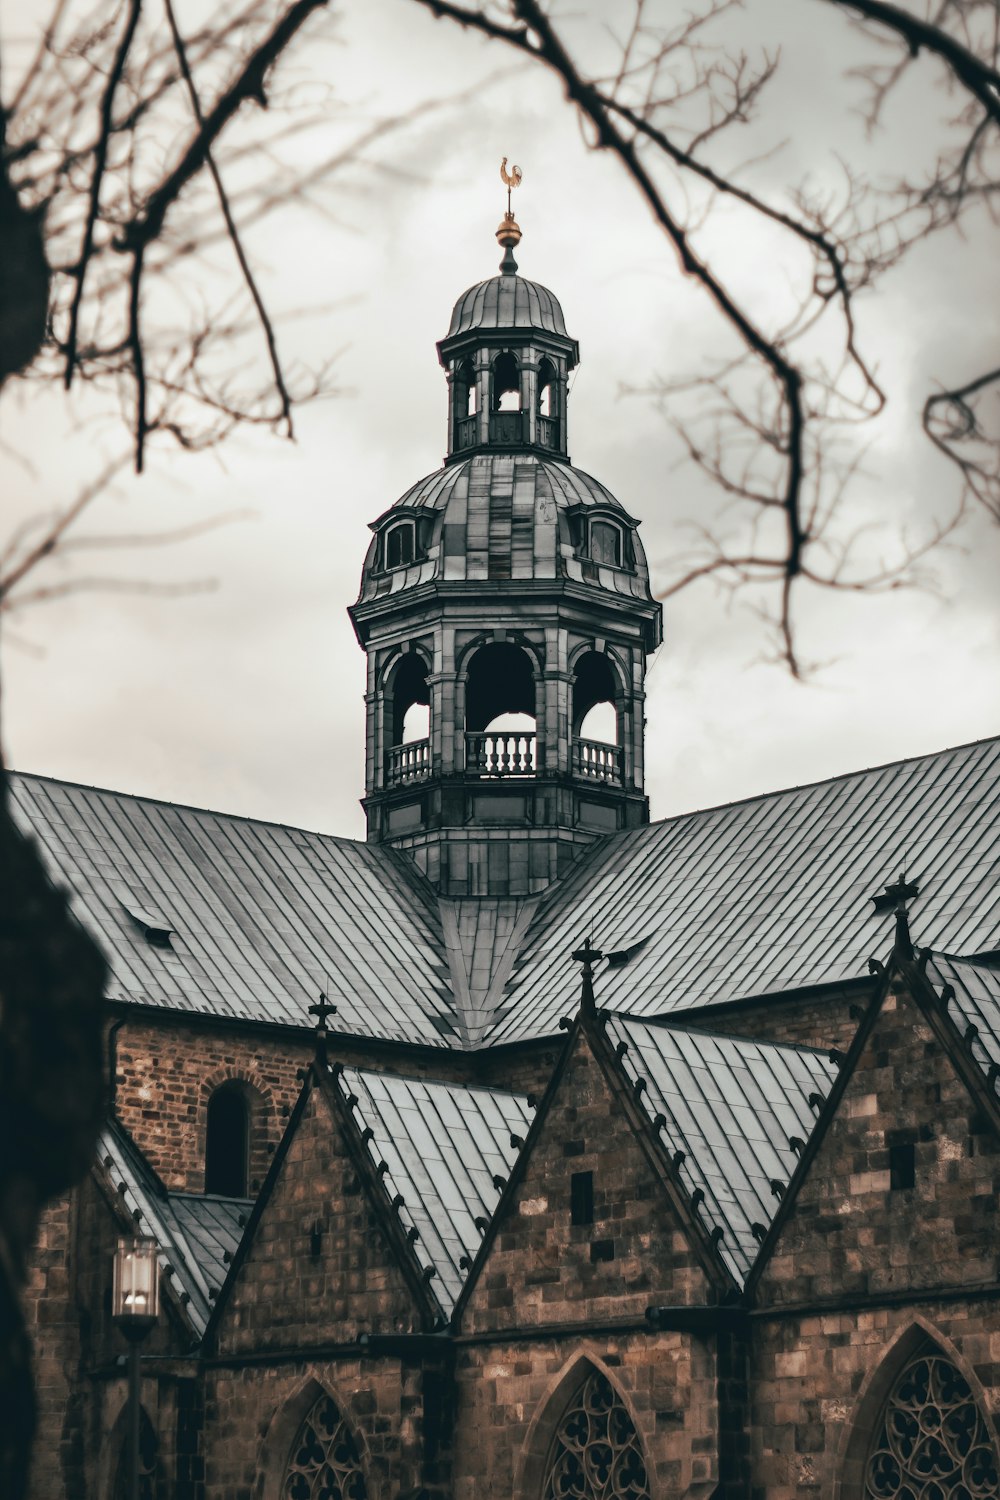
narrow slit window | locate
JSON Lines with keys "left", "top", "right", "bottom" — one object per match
{"left": 571, "top": 1170, "right": 594, "bottom": 1226}
{"left": 889, "top": 1141, "right": 915, "bottom": 1190}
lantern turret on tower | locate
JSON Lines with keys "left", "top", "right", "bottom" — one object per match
{"left": 349, "top": 178, "right": 662, "bottom": 897}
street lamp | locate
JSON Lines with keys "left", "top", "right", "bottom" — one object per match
{"left": 112, "top": 1236, "right": 159, "bottom": 1500}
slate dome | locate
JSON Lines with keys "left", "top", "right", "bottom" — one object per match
{"left": 446, "top": 275, "right": 568, "bottom": 339}
{"left": 356, "top": 452, "right": 655, "bottom": 611}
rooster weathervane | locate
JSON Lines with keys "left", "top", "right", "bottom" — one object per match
{"left": 500, "top": 157, "right": 522, "bottom": 216}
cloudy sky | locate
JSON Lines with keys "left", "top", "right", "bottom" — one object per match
{"left": 2, "top": 0, "right": 997, "bottom": 842}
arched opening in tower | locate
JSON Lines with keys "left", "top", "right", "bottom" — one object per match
{"left": 390, "top": 653, "right": 430, "bottom": 745}
{"left": 454, "top": 358, "right": 476, "bottom": 419}
{"left": 491, "top": 351, "right": 521, "bottom": 412}
{"left": 573, "top": 652, "right": 619, "bottom": 744}
{"left": 466, "top": 643, "right": 536, "bottom": 775}
{"left": 538, "top": 357, "right": 557, "bottom": 417}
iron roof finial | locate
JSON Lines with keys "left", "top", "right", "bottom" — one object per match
{"left": 571, "top": 934, "right": 604, "bottom": 1018}
{"left": 308, "top": 991, "right": 337, "bottom": 1062}
{"left": 872, "top": 872, "right": 919, "bottom": 961}
{"left": 497, "top": 158, "right": 523, "bottom": 275}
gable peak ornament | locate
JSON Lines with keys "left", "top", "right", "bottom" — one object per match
{"left": 497, "top": 158, "right": 523, "bottom": 274}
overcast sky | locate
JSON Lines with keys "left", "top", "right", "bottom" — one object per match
{"left": 2, "top": 0, "right": 997, "bottom": 841}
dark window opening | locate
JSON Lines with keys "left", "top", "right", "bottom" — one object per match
{"left": 465, "top": 643, "right": 535, "bottom": 733}
{"left": 590, "top": 1238, "right": 615, "bottom": 1263}
{"left": 538, "top": 357, "right": 557, "bottom": 418}
{"left": 889, "top": 1141, "right": 915, "bottom": 1190}
{"left": 205, "top": 1085, "right": 249, "bottom": 1196}
{"left": 572, "top": 651, "right": 618, "bottom": 744}
{"left": 385, "top": 521, "right": 415, "bottom": 570}
{"left": 491, "top": 351, "right": 521, "bottom": 412}
{"left": 590, "top": 519, "right": 624, "bottom": 568}
{"left": 390, "top": 652, "right": 430, "bottom": 746}
{"left": 571, "top": 1170, "right": 594, "bottom": 1226}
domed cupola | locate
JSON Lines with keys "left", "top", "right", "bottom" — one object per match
{"left": 349, "top": 172, "right": 663, "bottom": 898}
{"left": 438, "top": 198, "right": 577, "bottom": 464}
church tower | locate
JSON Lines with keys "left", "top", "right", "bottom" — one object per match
{"left": 350, "top": 190, "right": 662, "bottom": 896}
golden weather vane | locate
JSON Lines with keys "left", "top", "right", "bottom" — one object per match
{"left": 497, "top": 158, "right": 524, "bottom": 272}
{"left": 500, "top": 157, "right": 523, "bottom": 216}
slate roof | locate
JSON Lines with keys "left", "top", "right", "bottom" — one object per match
{"left": 925, "top": 951, "right": 1000, "bottom": 1095}
{"left": 98, "top": 1120, "right": 251, "bottom": 1339}
{"left": 336, "top": 1067, "right": 533, "bottom": 1314}
{"left": 606, "top": 1015, "right": 839, "bottom": 1285}
{"left": 11, "top": 736, "right": 1000, "bottom": 1048}
{"left": 445, "top": 273, "right": 568, "bottom": 340}
{"left": 488, "top": 736, "right": 1000, "bottom": 1043}
{"left": 354, "top": 454, "right": 655, "bottom": 607}
{"left": 11, "top": 773, "right": 457, "bottom": 1046}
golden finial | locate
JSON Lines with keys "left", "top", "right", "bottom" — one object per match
{"left": 497, "top": 158, "right": 523, "bottom": 275}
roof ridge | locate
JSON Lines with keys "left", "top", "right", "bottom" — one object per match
{"left": 340, "top": 1062, "right": 528, "bottom": 1102}
{"left": 9, "top": 768, "right": 357, "bottom": 843}
{"left": 609, "top": 1009, "right": 835, "bottom": 1060}
{"left": 640, "top": 733, "right": 1000, "bottom": 833}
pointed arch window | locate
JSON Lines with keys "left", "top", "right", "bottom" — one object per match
{"left": 542, "top": 1369, "right": 650, "bottom": 1500}
{"left": 863, "top": 1349, "right": 999, "bottom": 1498}
{"left": 282, "top": 1389, "right": 366, "bottom": 1500}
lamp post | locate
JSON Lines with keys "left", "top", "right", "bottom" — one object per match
{"left": 112, "top": 1236, "right": 159, "bottom": 1500}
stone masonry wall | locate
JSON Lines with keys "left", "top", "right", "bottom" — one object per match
{"left": 458, "top": 1026, "right": 722, "bottom": 1493}
{"left": 205, "top": 1357, "right": 428, "bottom": 1500}
{"left": 463, "top": 1027, "right": 715, "bottom": 1336}
{"left": 749, "top": 977, "right": 1000, "bottom": 1495}
{"left": 214, "top": 1077, "right": 426, "bottom": 1358}
{"left": 452, "top": 1331, "right": 718, "bottom": 1500}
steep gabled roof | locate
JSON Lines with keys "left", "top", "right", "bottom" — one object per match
{"left": 925, "top": 951, "right": 1000, "bottom": 1094}
{"left": 488, "top": 736, "right": 1000, "bottom": 1041}
{"left": 97, "top": 1119, "right": 251, "bottom": 1340}
{"left": 11, "top": 735, "right": 999, "bottom": 1048}
{"left": 11, "top": 773, "right": 456, "bottom": 1046}
{"left": 605, "top": 1016, "right": 839, "bottom": 1285}
{"left": 335, "top": 1067, "right": 533, "bottom": 1314}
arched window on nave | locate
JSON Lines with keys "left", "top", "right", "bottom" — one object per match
{"left": 862, "top": 1346, "right": 999, "bottom": 1499}
{"left": 205, "top": 1083, "right": 249, "bottom": 1197}
{"left": 281, "top": 1389, "right": 367, "bottom": 1500}
{"left": 541, "top": 1368, "right": 651, "bottom": 1500}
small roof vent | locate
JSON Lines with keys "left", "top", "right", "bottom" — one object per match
{"left": 113, "top": 884, "right": 174, "bottom": 948}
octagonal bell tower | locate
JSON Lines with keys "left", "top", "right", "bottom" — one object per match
{"left": 349, "top": 194, "right": 662, "bottom": 897}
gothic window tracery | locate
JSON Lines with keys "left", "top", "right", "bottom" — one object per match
{"left": 282, "top": 1390, "right": 366, "bottom": 1500}
{"left": 542, "top": 1370, "right": 651, "bottom": 1500}
{"left": 863, "top": 1350, "right": 999, "bottom": 1499}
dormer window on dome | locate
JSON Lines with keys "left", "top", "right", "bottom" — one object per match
{"left": 372, "top": 511, "right": 430, "bottom": 574}
{"left": 385, "top": 519, "right": 415, "bottom": 569}
{"left": 589, "top": 518, "right": 624, "bottom": 569}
